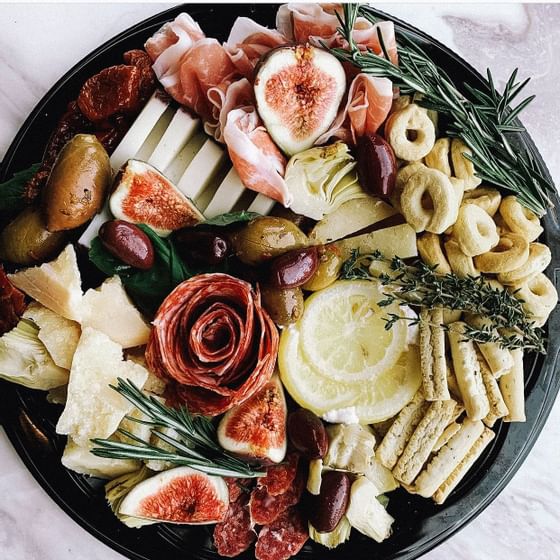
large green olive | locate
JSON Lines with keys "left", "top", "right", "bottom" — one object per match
{"left": 0, "top": 206, "right": 66, "bottom": 265}
{"left": 231, "top": 217, "right": 308, "bottom": 266}
{"left": 260, "top": 285, "right": 304, "bottom": 327}
{"left": 302, "top": 244, "right": 344, "bottom": 291}
{"left": 43, "top": 134, "right": 111, "bottom": 232}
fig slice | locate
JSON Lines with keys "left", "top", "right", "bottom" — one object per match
{"left": 254, "top": 45, "right": 346, "bottom": 156}
{"left": 217, "top": 374, "right": 288, "bottom": 464}
{"left": 110, "top": 159, "right": 204, "bottom": 237}
{"left": 118, "top": 466, "right": 229, "bottom": 524}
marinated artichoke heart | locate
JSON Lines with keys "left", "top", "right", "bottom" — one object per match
{"left": 284, "top": 143, "right": 367, "bottom": 220}
{"left": 0, "top": 318, "right": 69, "bottom": 390}
{"left": 309, "top": 515, "right": 352, "bottom": 549}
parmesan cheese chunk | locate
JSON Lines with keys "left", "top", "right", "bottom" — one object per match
{"left": 8, "top": 244, "right": 83, "bottom": 321}
{"left": 56, "top": 327, "right": 149, "bottom": 447}
{"left": 23, "top": 302, "right": 81, "bottom": 369}
{"left": 81, "top": 276, "right": 151, "bottom": 348}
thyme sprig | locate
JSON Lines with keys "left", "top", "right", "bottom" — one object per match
{"left": 328, "top": 4, "right": 555, "bottom": 216}
{"left": 90, "top": 378, "right": 264, "bottom": 478}
{"left": 341, "top": 250, "right": 546, "bottom": 353}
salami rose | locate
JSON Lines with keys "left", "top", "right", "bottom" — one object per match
{"left": 146, "top": 273, "right": 279, "bottom": 416}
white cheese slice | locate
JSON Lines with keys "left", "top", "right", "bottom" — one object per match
{"left": 78, "top": 203, "right": 111, "bottom": 249}
{"left": 81, "top": 276, "right": 151, "bottom": 349}
{"left": 110, "top": 92, "right": 170, "bottom": 171}
{"left": 247, "top": 193, "right": 276, "bottom": 215}
{"left": 203, "top": 167, "right": 246, "bottom": 218}
{"left": 23, "top": 302, "right": 81, "bottom": 370}
{"left": 134, "top": 107, "right": 176, "bottom": 163}
{"left": 56, "top": 327, "right": 149, "bottom": 447}
{"left": 8, "top": 244, "right": 83, "bottom": 322}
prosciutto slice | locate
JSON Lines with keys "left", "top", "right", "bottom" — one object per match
{"left": 223, "top": 108, "right": 291, "bottom": 206}
{"left": 315, "top": 73, "right": 393, "bottom": 145}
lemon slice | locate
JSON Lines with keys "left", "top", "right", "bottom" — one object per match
{"left": 299, "top": 281, "right": 407, "bottom": 382}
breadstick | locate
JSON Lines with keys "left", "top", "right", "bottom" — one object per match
{"left": 433, "top": 427, "right": 495, "bottom": 504}
{"left": 420, "top": 308, "right": 450, "bottom": 401}
{"left": 432, "top": 422, "right": 461, "bottom": 453}
{"left": 476, "top": 349, "right": 509, "bottom": 428}
{"left": 499, "top": 348, "right": 526, "bottom": 422}
{"left": 448, "top": 322, "right": 490, "bottom": 420}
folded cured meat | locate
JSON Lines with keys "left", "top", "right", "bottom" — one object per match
{"left": 223, "top": 107, "right": 291, "bottom": 205}
{"left": 146, "top": 274, "right": 279, "bottom": 416}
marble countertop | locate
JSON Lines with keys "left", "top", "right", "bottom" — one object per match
{"left": 1, "top": 3, "right": 559, "bottom": 559}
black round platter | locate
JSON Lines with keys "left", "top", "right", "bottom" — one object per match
{"left": 1, "top": 4, "right": 559, "bottom": 560}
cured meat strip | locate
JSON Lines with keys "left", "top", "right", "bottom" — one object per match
{"left": 0, "top": 267, "right": 26, "bottom": 336}
{"left": 213, "top": 493, "right": 256, "bottom": 557}
{"left": 224, "top": 476, "right": 254, "bottom": 503}
{"left": 146, "top": 274, "right": 278, "bottom": 416}
{"left": 257, "top": 452, "right": 299, "bottom": 496}
{"left": 255, "top": 507, "right": 309, "bottom": 560}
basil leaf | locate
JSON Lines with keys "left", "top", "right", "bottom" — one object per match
{"left": 201, "top": 211, "right": 260, "bottom": 227}
{"left": 0, "top": 163, "right": 41, "bottom": 212}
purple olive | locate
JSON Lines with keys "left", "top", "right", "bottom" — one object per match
{"left": 266, "top": 247, "right": 319, "bottom": 288}
{"left": 99, "top": 220, "right": 154, "bottom": 270}
{"left": 175, "top": 228, "right": 230, "bottom": 265}
{"left": 308, "top": 471, "right": 351, "bottom": 533}
{"left": 356, "top": 133, "right": 397, "bottom": 198}
{"left": 288, "top": 408, "right": 328, "bottom": 459}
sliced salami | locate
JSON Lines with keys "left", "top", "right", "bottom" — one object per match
{"left": 224, "top": 476, "right": 254, "bottom": 503}
{"left": 255, "top": 506, "right": 309, "bottom": 560}
{"left": 213, "top": 494, "right": 256, "bottom": 558}
{"left": 258, "top": 452, "right": 299, "bottom": 496}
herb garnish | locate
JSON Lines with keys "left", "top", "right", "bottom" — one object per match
{"left": 341, "top": 250, "right": 545, "bottom": 353}
{"left": 0, "top": 163, "right": 41, "bottom": 213}
{"left": 91, "top": 378, "right": 265, "bottom": 479}
{"left": 201, "top": 210, "right": 260, "bottom": 227}
{"left": 328, "top": 4, "right": 555, "bottom": 216}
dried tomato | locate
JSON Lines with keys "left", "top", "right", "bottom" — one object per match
{"left": 0, "top": 266, "right": 26, "bottom": 336}
{"left": 78, "top": 64, "right": 142, "bottom": 122}
{"left": 123, "top": 49, "right": 156, "bottom": 103}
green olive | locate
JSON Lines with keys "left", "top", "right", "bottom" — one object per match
{"left": 231, "top": 217, "right": 308, "bottom": 265}
{"left": 43, "top": 134, "right": 111, "bottom": 232}
{"left": 260, "top": 285, "right": 304, "bottom": 327}
{"left": 302, "top": 244, "right": 344, "bottom": 291}
{"left": 0, "top": 206, "right": 67, "bottom": 265}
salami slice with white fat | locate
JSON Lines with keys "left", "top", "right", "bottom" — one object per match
{"left": 213, "top": 493, "right": 256, "bottom": 557}
{"left": 255, "top": 507, "right": 309, "bottom": 560}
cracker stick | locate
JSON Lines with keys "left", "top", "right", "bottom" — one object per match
{"left": 432, "top": 422, "right": 461, "bottom": 453}
{"left": 499, "top": 348, "right": 526, "bottom": 422}
{"left": 421, "top": 309, "right": 450, "bottom": 401}
{"left": 377, "top": 392, "right": 428, "bottom": 470}
{"left": 465, "top": 314, "right": 514, "bottom": 377}
{"left": 392, "top": 399, "right": 456, "bottom": 485}
{"left": 415, "top": 419, "right": 485, "bottom": 497}
{"left": 433, "top": 427, "right": 495, "bottom": 504}
{"left": 419, "top": 310, "right": 434, "bottom": 395}
{"left": 476, "top": 349, "right": 508, "bottom": 427}
{"left": 448, "top": 322, "right": 490, "bottom": 421}
{"left": 446, "top": 366, "right": 462, "bottom": 403}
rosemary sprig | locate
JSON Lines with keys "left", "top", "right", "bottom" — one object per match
{"left": 341, "top": 250, "right": 546, "bottom": 353}
{"left": 90, "top": 378, "right": 264, "bottom": 478}
{"left": 328, "top": 4, "right": 555, "bottom": 216}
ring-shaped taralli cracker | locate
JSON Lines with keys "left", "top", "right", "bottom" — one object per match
{"left": 499, "top": 196, "right": 543, "bottom": 242}
{"left": 451, "top": 139, "right": 482, "bottom": 191}
{"left": 401, "top": 167, "right": 459, "bottom": 233}
{"left": 510, "top": 272, "right": 558, "bottom": 320}
{"left": 451, "top": 204, "right": 499, "bottom": 257}
{"left": 392, "top": 161, "right": 426, "bottom": 212}
{"left": 425, "top": 138, "right": 452, "bottom": 176}
{"left": 473, "top": 232, "right": 529, "bottom": 274}
{"left": 444, "top": 239, "right": 480, "bottom": 278}
{"left": 417, "top": 232, "right": 452, "bottom": 275}
{"left": 497, "top": 242, "right": 552, "bottom": 285}
{"left": 385, "top": 103, "right": 436, "bottom": 162}
{"left": 462, "top": 187, "right": 501, "bottom": 217}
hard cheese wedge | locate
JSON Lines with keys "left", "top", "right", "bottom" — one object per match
{"left": 56, "top": 327, "right": 149, "bottom": 447}
{"left": 9, "top": 244, "right": 83, "bottom": 322}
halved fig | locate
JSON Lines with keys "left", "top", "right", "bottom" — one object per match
{"left": 217, "top": 374, "right": 287, "bottom": 464}
{"left": 254, "top": 45, "right": 346, "bottom": 156}
{"left": 110, "top": 159, "right": 203, "bottom": 236}
{"left": 118, "top": 466, "right": 229, "bottom": 524}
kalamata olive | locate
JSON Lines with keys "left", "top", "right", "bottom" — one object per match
{"left": 175, "top": 228, "right": 229, "bottom": 265}
{"left": 302, "top": 244, "right": 343, "bottom": 291}
{"left": 231, "top": 217, "right": 308, "bottom": 266}
{"left": 308, "top": 471, "right": 351, "bottom": 533}
{"left": 99, "top": 220, "right": 154, "bottom": 270}
{"left": 260, "top": 286, "right": 304, "bottom": 327}
{"left": 266, "top": 246, "right": 319, "bottom": 288}
{"left": 43, "top": 134, "right": 111, "bottom": 232}
{"left": 0, "top": 206, "right": 66, "bottom": 265}
{"left": 356, "top": 133, "right": 397, "bottom": 198}
{"left": 287, "top": 408, "right": 328, "bottom": 459}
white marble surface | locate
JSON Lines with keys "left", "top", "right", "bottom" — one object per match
{"left": 1, "top": 3, "right": 559, "bottom": 559}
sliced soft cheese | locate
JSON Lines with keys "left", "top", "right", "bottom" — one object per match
{"left": 203, "top": 167, "right": 246, "bottom": 218}
{"left": 56, "top": 327, "right": 149, "bottom": 447}
{"left": 23, "top": 302, "right": 81, "bottom": 369}
{"left": 8, "top": 244, "right": 83, "bottom": 322}
{"left": 81, "top": 276, "right": 151, "bottom": 348}
{"left": 247, "top": 193, "right": 276, "bottom": 214}
{"left": 62, "top": 437, "right": 140, "bottom": 479}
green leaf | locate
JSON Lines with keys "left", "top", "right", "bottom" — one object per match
{"left": 0, "top": 163, "right": 41, "bottom": 212}
{"left": 200, "top": 211, "right": 260, "bottom": 227}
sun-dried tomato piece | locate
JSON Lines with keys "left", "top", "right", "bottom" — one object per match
{"left": 123, "top": 49, "right": 156, "bottom": 103}
{"left": 0, "top": 266, "right": 27, "bottom": 336}
{"left": 78, "top": 65, "right": 142, "bottom": 122}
